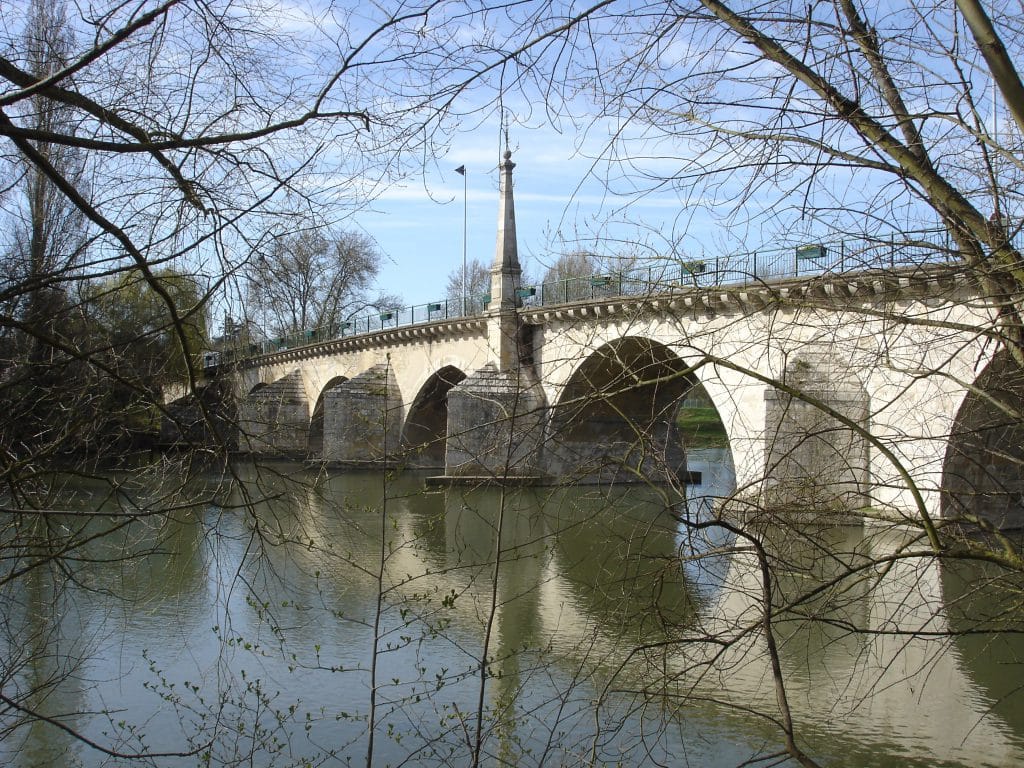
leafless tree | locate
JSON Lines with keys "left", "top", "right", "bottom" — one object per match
{"left": 0, "top": 0, "right": 92, "bottom": 453}
{"left": 0, "top": 1, "right": 469, "bottom": 763}
{"left": 385, "top": 2, "right": 1024, "bottom": 765}
{"left": 246, "top": 226, "right": 385, "bottom": 338}
{"left": 445, "top": 257, "right": 490, "bottom": 308}
{"left": 2, "top": 0, "right": 89, "bottom": 322}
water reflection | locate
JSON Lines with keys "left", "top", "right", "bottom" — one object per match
{"left": 943, "top": 555, "right": 1024, "bottom": 742}
{"left": 1, "top": 456, "right": 1023, "bottom": 767}
{"left": 696, "top": 525, "right": 1024, "bottom": 767}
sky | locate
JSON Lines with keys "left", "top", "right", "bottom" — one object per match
{"left": 5, "top": 0, "right": 996, "bottom": 319}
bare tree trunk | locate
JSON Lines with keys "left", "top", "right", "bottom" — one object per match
{"left": 956, "top": 0, "right": 1024, "bottom": 138}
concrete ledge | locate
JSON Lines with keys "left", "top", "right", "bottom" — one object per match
{"left": 425, "top": 471, "right": 703, "bottom": 487}
{"left": 520, "top": 262, "right": 974, "bottom": 326}
{"left": 322, "top": 459, "right": 399, "bottom": 470}
{"left": 228, "top": 450, "right": 309, "bottom": 463}
{"left": 242, "top": 316, "right": 488, "bottom": 368}
{"left": 425, "top": 474, "right": 549, "bottom": 487}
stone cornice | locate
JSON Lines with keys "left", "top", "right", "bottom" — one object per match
{"left": 241, "top": 316, "right": 487, "bottom": 369}
{"left": 519, "top": 264, "right": 979, "bottom": 325}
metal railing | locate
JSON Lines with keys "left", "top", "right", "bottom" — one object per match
{"left": 207, "top": 226, "right": 1014, "bottom": 368}
{"left": 525, "top": 228, "right": 961, "bottom": 308}
{"left": 209, "top": 296, "right": 490, "bottom": 365}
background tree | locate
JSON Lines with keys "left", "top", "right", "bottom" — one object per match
{"left": 446, "top": 257, "right": 490, "bottom": 311}
{"left": 246, "top": 227, "right": 386, "bottom": 338}
{"left": 0, "top": 0, "right": 91, "bottom": 453}
{"left": 82, "top": 269, "right": 208, "bottom": 450}
{"left": 2, "top": 0, "right": 89, "bottom": 328}
{"left": 538, "top": 250, "right": 598, "bottom": 284}
{"left": 0, "top": 2, "right": 457, "bottom": 759}
{"left": 535, "top": 249, "right": 646, "bottom": 302}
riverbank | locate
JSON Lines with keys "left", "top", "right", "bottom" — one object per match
{"left": 677, "top": 406, "right": 728, "bottom": 447}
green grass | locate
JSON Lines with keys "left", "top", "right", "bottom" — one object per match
{"left": 676, "top": 407, "right": 728, "bottom": 448}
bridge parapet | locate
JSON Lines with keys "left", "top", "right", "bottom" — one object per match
{"left": 521, "top": 263, "right": 974, "bottom": 327}
{"left": 212, "top": 264, "right": 972, "bottom": 376}
{"left": 231, "top": 316, "right": 487, "bottom": 370}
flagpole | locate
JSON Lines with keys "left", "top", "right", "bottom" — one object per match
{"left": 456, "top": 165, "right": 467, "bottom": 315}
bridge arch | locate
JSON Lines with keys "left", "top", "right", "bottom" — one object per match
{"left": 401, "top": 366, "right": 468, "bottom": 467}
{"left": 941, "top": 349, "right": 1024, "bottom": 529}
{"left": 546, "top": 336, "right": 699, "bottom": 483}
{"left": 308, "top": 375, "right": 349, "bottom": 457}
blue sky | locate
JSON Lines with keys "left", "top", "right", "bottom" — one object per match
{"left": 221, "top": 0, "right": 1000, "bottom": 314}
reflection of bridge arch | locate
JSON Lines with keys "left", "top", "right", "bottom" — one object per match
{"left": 401, "top": 366, "right": 467, "bottom": 467}
{"left": 547, "top": 337, "right": 700, "bottom": 483}
{"left": 942, "top": 349, "right": 1024, "bottom": 528}
{"left": 308, "top": 376, "right": 349, "bottom": 457}
{"left": 704, "top": 526, "right": 1024, "bottom": 765}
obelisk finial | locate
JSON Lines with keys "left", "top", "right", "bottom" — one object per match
{"left": 492, "top": 149, "right": 520, "bottom": 277}
{"left": 487, "top": 149, "right": 524, "bottom": 369}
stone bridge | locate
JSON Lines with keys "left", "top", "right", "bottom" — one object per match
{"left": 167, "top": 151, "right": 1023, "bottom": 529}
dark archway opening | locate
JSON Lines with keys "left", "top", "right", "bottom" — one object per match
{"left": 308, "top": 376, "right": 349, "bottom": 458}
{"left": 401, "top": 366, "right": 468, "bottom": 468}
{"left": 942, "top": 350, "right": 1024, "bottom": 530}
{"left": 549, "top": 338, "right": 696, "bottom": 484}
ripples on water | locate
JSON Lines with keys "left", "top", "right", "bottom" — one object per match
{"left": 1, "top": 450, "right": 1023, "bottom": 767}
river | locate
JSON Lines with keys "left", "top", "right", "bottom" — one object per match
{"left": 2, "top": 449, "right": 1023, "bottom": 767}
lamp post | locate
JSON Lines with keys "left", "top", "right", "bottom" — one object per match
{"left": 455, "top": 164, "right": 467, "bottom": 315}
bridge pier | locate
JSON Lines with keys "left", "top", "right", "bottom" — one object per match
{"left": 236, "top": 370, "right": 309, "bottom": 456}
{"left": 439, "top": 149, "right": 547, "bottom": 481}
{"left": 544, "top": 416, "right": 687, "bottom": 485}
{"left": 323, "top": 363, "right": 402, "bottom": 465}
{"left": 161, "top": 379, "right": 236, "bottom": 451}
{"left": 761, "top": 356, "right": 869, "bottom": 514}
{"left": 444, "top": 364, "right": 546, "bottom": 479}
